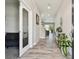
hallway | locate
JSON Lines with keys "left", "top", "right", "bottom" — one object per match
{"left": 17, "top": 38, "right": 71, "bottom": 59}
{"left": 5, "top": 0, "right": 73, "bottom": 58}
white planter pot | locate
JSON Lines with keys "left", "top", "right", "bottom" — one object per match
{"left": 68, "top": 47, "right": 72, "bottom": 56}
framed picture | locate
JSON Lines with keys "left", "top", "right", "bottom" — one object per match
{"left": 36, "top": 14, "right": 39, "bottom": 25}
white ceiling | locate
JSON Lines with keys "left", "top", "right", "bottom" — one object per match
{"left": 35, "top": 0, "right": 63, "bottom": 19}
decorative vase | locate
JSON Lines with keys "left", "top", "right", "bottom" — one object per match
{"left": 68, "top": 47, "right": 72, "bottom": 56}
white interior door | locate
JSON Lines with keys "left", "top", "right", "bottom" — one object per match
{"left": 19, "top": 2, "right": 32, "bottom": 57}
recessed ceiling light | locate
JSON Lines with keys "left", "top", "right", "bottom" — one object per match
{"left": 48, "top": 4, "right": 51, "bottom": 9}
{"left": 48, "top": 6, "right": 51, "bottom": 9}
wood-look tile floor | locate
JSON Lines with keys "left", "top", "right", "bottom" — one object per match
{"left": 5, "top": 38, "right": 72, "bottom": 59}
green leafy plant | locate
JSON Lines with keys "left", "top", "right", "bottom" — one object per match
{"left": 58, "top": 33, "right": 72, "bottom": 56}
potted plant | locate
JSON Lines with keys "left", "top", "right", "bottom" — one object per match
{"left": 56, "top": 26, "right": 62, "bottom": 33}
{"left": 56, "top": 26, "right": 62, "bottom": 37}
{"left": 56, "top": 27, "right": 62, "bottom": 43}
{"left": 58, "top": 33, "right": 72, "bottom": 56}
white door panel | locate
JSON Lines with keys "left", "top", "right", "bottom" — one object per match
{"left": 19, "top": 2, "right": 33, "bottom": 57}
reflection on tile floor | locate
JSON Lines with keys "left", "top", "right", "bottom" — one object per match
{"left": 5, "top": 38, "right": 72, "bottom": 59}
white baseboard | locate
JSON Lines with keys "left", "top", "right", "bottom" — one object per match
{"left": 40, "top": 37, "right": 45, "bottom": 39}
{"left": 33, "top": 38, "right": 40, "bottom": 46}
{"left": 19, "top": 44, "right": 30, "bottom": 57}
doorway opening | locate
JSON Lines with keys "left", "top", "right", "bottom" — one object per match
{"left": 5, "top": 0, "right": 19, "bottom": 58}
{"left": 22, "top": 8, "right": 29, "bottom": 48}
{"left": 5, "top": 0, "right": 29, "bottom": 58}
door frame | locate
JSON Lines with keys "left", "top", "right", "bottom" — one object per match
{"left": 19, "top": 1, "right": 33, "bottom": 57}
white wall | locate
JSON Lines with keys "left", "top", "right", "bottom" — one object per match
{"left": 5, "top": 0, "right": 19, "bottom": 32}
{"left": 20, "top": 0, "right": 41, "bottom": 46}
{"left": 40, "top": 26, "right": 45, "bottom": 39}
{"left": 39, "top": 15, "right": 46, "bottom": 39}
{"left": 55, "top": 0, "right": 72, "bottom": 34}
